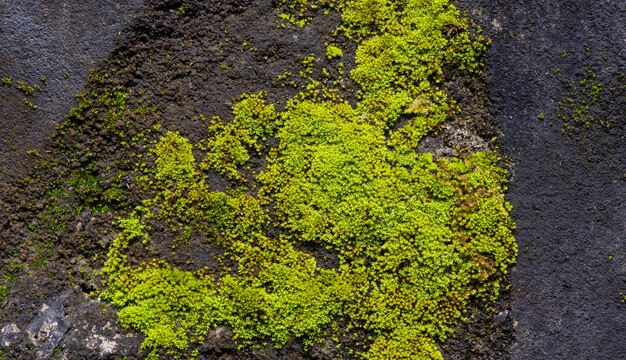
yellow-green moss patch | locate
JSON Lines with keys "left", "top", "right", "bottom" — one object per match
{"left": 100, "top": 1, "right": 516, "bottom": 359}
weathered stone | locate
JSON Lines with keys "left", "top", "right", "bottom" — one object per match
{"left": 26, "top": 291, "right": 71, "bottom": 360}
{"left": 0, "top": 323, "right": 22, "bottom": 347}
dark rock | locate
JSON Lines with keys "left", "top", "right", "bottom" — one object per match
{"left": 309, "top": 339, "right": 334, "bottom": 359}
{"left": 201, "top": 326, "right": 236, "bottom": 352}
{"left": 495, "top": 310, "right": 511, "bottom": 325}
{"left": 1, "top": 213, "right": 9, "bottom": 229}
{"left": 458, "top": 0, "right": 626, "bottom": 359}
{"left": 25, "top": 290, "right": 71, "bottom": 360}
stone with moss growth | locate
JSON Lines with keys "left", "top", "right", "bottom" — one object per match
{"left": 99, "top": 1, "right": 516, "bottom": 359}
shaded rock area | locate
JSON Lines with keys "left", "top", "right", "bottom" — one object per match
{"left": 459, "top": 0, "right": 626, "bottom": 359}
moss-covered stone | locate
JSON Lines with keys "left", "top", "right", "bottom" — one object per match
{"left": 99, "top": 1, "right": 516, "bottom": 359}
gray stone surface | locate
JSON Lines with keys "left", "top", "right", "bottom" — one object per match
{"left": 0, "top": 0, "right": 143, "bottom": 177}
{"left": 460, "top": 0, "right": 626, "bottom": 358}
{"left": 0, "top": 323, "right": 22, "bottom": 347}
{"left": 26, "top": 290, "right": 71, "bottom": 360}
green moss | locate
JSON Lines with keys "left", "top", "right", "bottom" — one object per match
{"left": 277, "top": 0, "right": 339, "bottom": 27}
{"left": 259, "top": 99, "right": 514, "bottom": 359}
{"left": 99, "top": 0, "right": 515, "bottom": 359}
{"left": 153, "top": 132, "right": 197, "bottom": 186}
{"left": 345, "top": 0, "right": 486, "bottom": 128}
{"left": 23, "top": 98, "right": 38, "bottom": 110}
{"left": 557, "top": 66, "right": 620, "bottom": 139}
{"left": 17, "top": 81, "right": 35, "bottom": 96}
{"left": 101, "top": 87, "right": 129, "bottom": 134}
{"left": 0, "top": 285, "right": 8, "bottom": 302}
{"left": 62, "top": 82, "right": 155, "bottom": 142}
{"left": 115, "top": 264, "right": 221, "bottom": 357}
{"left": 200, "top": 92, "right": 279, "bottom": 181}
{"left": 105, "top": 126, "right": 514, "bottom": 359}
{"left": 299, "top": 54, "right": 316, "bottom": 78}
{"left": 325, "top": 44, "right": 343, "bottom": 60}
{"left": 1, "top": 259, "right": 20, "bottom": 301}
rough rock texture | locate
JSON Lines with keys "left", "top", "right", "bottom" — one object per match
{"left": 26, "top": 290, "right": 71, "bottom": 360}
{"left": 54, "top": 289, "right": 141, "bottom": 359}
{"left": 0, "top": 1, "right": 144, "bottom": 359}
{"left": 0, "top": 0, "right": 143, "bottom": 178}
{"left": 460, "top": 0, "right": 626, "bottom": 358}
{"left": 0, "top": 324, "right": 22, "bottom": 348}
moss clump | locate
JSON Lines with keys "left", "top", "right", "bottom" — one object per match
{"left": 103, "top": 124, "right": 514, "bottom": 359}
{"left": 345, "top": 0, "right": 486, "bottom": 131}
{"left": 17, "top": 81, "right": 35, "bottom": 96}
{"left": 199, "top": 92, "right": 279, "bottom": 181}
{"left": 99, "top": 0, "right": 516, "bottom": 359}
{"left": 0, "top": 285, "right": 8, "bottom": 302}
{"left": 325, "top": 44, "right": 343, "bottom": 60}
{"left": 153, "top": 131, "right": 197, "bottom": 186}
{"left": 102, "top": 133, "right": 360, "bottom": 358}
{"left": 110, "top": 263, "right": 222, "bottom": 357}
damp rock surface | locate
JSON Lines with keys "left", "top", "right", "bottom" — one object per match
{"left": 0, "top": 0, "right": 625, "bottom": 359}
